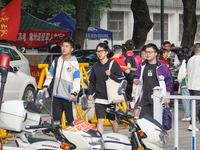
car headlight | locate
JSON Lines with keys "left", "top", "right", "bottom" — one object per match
{"left": 159, "top": 131, "right": 169, "bottom": 145}
{"left": 83, "top": 136, "right": 104, "bottom": 150}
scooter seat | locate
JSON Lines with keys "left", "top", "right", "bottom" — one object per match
{"left": 28, "top": 137, "right": 54, "bottom": 144}
{"left": 23, "top": 101, "right": 41, "bottom": 114}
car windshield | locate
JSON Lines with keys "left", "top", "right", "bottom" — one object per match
{"left": 72, "top": 50, "right": 98, "bottom": 65}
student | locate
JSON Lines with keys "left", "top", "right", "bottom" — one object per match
{"left": 120, "top": 40, "right": 142, "bottom": 105}
{"left": 140, "top": 45, "right": 147, "bottom": 62}
{"left": 87, "top": 43, "right": 125, "bottom": 134}
{"left": 110, "top": 45, "right": 130, "bottom": 74}
{"left": 159, "top": 48, "right": 170, "bottom": 69}
{"left": 133, "top": 43, "right": 172, "bottom": 118}
{"left": 43, "top": 39, "right": 80, "bottom": 125}
{"left": 177, "top": 46, "right": 191, "bottom": 122}
{"left": 74, "top": 44, "right": 81, "bottom": 50}
{"left": 187, "top": 43, "right": 200, "bottom": 131}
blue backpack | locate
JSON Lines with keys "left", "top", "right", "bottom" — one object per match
{"left": 162, "top": 105, "right": 172, "bottom": 130}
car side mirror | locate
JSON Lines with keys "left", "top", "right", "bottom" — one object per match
{"left": 9, "top": 65, "right": 18, "bottom": 73}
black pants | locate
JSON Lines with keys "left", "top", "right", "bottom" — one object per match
{"left": 139, "top": 104, "right": 153, "bottom": 119}
{"left": 126, "top": 83, "right": 133, "bottom": 102}
{"left": 189, "top": 90, "right": 200, "bottom": 125}
{"left": 52, "top": 97, "right": 74, "bottom": 125}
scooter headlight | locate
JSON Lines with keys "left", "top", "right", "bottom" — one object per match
{"left": 83, "top": 136, "right": 104, "bottom": 150}
{"left": 159, "top": 131, "right": 169, "bottom": 145}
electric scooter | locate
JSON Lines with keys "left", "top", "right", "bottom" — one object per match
{"left": 0, "top": 54, "right": 103, "bottom": 150}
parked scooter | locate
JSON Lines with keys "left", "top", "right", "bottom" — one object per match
{"left": 0, "top": 54, "right": 103, "bottom": 150}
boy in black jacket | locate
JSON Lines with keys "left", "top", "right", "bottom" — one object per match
{"left": 88, "top": 43, "right": 125, "bottom": 134}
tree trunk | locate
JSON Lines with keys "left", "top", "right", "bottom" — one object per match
{"left": 131, "top": 0, "right": 153, "bottom": 49}
{"left": 181, "top": 0, "right": 197, "bottom": 47}
{"left": 74, "top": 0, "right": 90, "bottom": 49}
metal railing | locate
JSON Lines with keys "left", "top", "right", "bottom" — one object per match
{"left": 152, "top": 86, "right": 200, "bottom": 150}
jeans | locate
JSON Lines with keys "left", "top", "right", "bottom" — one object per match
{"left": 181, "top": 88, "right": 191, "bottom": 118}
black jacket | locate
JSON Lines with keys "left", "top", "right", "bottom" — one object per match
{"left": 88, "top": 59, "right": 125, "bottom": 100}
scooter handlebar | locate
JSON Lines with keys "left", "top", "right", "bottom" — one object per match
{"left": 106, "top": 108, "right": 132, "bottom": 119}
{"left": 25, "top": 121, "right": 56, "bottom": 130}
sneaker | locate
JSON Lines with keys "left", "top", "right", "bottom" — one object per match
{"left": 188, "top": 125, "right": 199, "bottom": 131}
{"left": 182, "top": 117, "right": 191, "bottom": 122}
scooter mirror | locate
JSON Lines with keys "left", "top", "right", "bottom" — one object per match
{"left": 118, "top": 80, "right": 127, "bottom": 95}
{"left": 35, "top": 90, "right": 45, "bottom": 107}
{"left": 81, "top": 94, "right": 88, "bottom": 111}
{"left": 105, "top": 108, "right": 111, "bottom": 113}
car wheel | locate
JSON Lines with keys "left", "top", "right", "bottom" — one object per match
{"left": 22, "top": 86, "right": 36, "bottom": 102}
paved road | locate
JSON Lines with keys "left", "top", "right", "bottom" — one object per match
{"left": 4, "top": 99, "right": 200, "bottom": 150}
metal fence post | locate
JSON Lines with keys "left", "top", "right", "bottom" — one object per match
{"left": 192, "top": 99, "right": 196, "bottom": 150}
{"left": 174, "top": 99, "right": 179, "bottom": 150}
{"left": 152, "top": 86, "right": 163, "bottom": 124}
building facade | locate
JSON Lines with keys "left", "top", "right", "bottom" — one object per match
{"left": 84, "top": 0, "right": 200, "bottom": 49}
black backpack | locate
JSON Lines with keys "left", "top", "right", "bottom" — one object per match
{"left": 124, "top": 53, "right": 137, "bottom": 83}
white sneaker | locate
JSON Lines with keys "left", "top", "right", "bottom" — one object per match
{"left": 182, "top": 117, "right": 191, "bottom": 122}
{"left": 188, "top": 125, "right": 199, "bottom": 131}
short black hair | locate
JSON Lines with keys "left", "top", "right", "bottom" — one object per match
{"left": 63, "top": 39, "right": 74, "bottom": 48}
{"left": 140, "top": 45, "right": 147, "bottom": 52}
{"left": 163, "top": 41, "right": 171, "bottom": 46}
{"left": 104, "top": 40, "right": 108, "bottom": 45}
{"left": 96, "top": 43, "right": 109, "bottom": 52}
{"left": 75, "top": 44, "right": 81, "bottom": 50}
{"left": 125, "top": 39, "right": 135, "bottom": 50}
{"left": 146, "top": 43, "right": 159, "bottom": 54}
{"left": 114, "top": 45, "right": 123, "bottom": 54}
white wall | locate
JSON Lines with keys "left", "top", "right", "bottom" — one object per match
{"left": 84, "top": 1, "right": 200, "bottom": 49}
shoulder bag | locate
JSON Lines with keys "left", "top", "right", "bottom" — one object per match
{"left": 47, "top": 57, "right": 58, "bottom": 97}
{"left": 106, "top": 60, "right": 124, "bottom": 104}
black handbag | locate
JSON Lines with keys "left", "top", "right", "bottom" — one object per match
{"left": 47, "top": 57, "right": 58, "bottom": 97}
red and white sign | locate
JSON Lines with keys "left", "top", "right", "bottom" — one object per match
{"left": 14, "top": 29, "right": 69, "bottom": 48}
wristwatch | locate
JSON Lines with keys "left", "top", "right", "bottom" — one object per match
{"left": 70, "top": 92, "right": 78, "bottom": 96}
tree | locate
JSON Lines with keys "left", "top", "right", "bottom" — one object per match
{"left": 181, "top": 0, "right": 197, "bottom": 47}
{"left": 73, "top": 0, "right": 111, "bottom": 48}
{"left": 131, "top": 0, "right": 154, "bottom": 49}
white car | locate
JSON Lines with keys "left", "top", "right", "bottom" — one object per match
{"left": 1, "top": 65, "right": 37, "bottom": 102}
{"left": 0, "top": 43, "right": 30, "bottom": 75}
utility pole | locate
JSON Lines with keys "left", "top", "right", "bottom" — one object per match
{"left": 161, "top": 0, "right": 164, "bottom": 47}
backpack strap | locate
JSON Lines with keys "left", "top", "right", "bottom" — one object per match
{"left": 53, "top": 57, "right": 58, "bottom": 78}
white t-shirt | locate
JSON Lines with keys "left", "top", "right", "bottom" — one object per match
{"left": 187, "top": 55, "right": 200, "bottom": 90}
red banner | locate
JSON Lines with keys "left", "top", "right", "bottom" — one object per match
{"left": 14, "top": 29, "right": 69, "bottom": 48}
{"left": 0, "top": 0, "right": 21, "bottom": 41}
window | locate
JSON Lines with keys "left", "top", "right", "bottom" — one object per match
{"left": 108, "top": 11, "right": 124, "bottom": 40}
{"left": 179, "top": 15, "right": 200, "bottom": 41}
{"left": 0, "top": 47, "right": 21, "bottom": 61}
{"left": 153, "top": 13, "right": 168, "bottom": 40}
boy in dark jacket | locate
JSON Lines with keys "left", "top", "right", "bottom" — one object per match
{"left": 88, "top": 43, "right": 125, "bottom": 134}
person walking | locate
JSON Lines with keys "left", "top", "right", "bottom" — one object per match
{"left": 133, "top": 43, "right": 173, "bottom": 118}
{"left": 187, "top": 43, "right": 200, "bottom": 131}
{"left": 120, "top": 40, "right": 142, "bottom": 108}
{"left": 110, "top": 45, "right": 130, "bottom": 74}
{"left": 87, "top": 43, "right": 125, "bottom": 134}
{"left": 177, "top": 46, "right": 191, "bottom": 122}
{"left": 159, "top": 48, "right": 170, "bottom": 69}
{"left": 43, "top": 39, "right": 80, "bottom": 125}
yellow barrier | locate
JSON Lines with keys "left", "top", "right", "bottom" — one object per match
{"left": 0, "top": 129, "right": 13, "bottom": 144}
